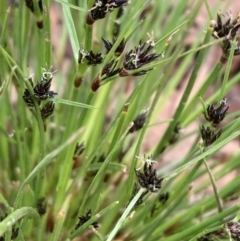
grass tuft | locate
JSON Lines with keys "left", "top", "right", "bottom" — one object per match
{"left": 0, "top": 0, "right": 240, "bottom": 240}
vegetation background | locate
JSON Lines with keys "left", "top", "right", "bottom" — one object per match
{"left": 0, "top": 0, "right": 240, "bottom": 240}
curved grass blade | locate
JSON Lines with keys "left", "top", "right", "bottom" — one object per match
{"left": 54, "top": 97, "right": 97, "bottom": 109}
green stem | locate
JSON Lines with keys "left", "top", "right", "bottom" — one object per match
{"left": 218, "top": 40, "right": 236, "bottom": 102}
{"left": 42, "top": 0, "right": 52, "bottom": 67}
{"left": 54, "top": 91, "right": 95, "bottom": 211}
{"left": 18, "top": 1, "right": 30, "bottom": 70}
{"left": 203, "top": 159, "right": 223, "bottom": 212}
{"left": 138, "top": 160, "right": 203, "bottom": 241}
{"left": 162, "top": 205, "right": 239, "bottom": 241}
{"left": 14, "top": 128, "right": 83, "bottom": 209}
{"left": 70, "top": 201, "right": 119, "bottom": 239}
{"left": 199, "top": 145, "right": 223, "bottom": 213}
{"left": 105, "top": 189, "right": 145, "bottom": 241}
{"left": 0, "top": 207, "right": 40, "bottom": 236}
{"left": 204, "top": 0, "right": 213, "bottom": 20}
{"left": 108, "top": 104, "right": 128, "bottom": 152}
{"left": 125, "top": 11, "right": 196, "bottom": 201}
{"left": 0, "top": 6, "right": 9, "bottom": 45}
{"left": 26, "top": 81, "right": 45, "bottom": 200}
{"left": 0, "top": 0, "right": 6, "bottom": 23}
{"left": 0, "top": 45, "right": 25, "bottom": 88}
{"left": 154, "top": 27, "right": 214, "bottom": 156}
{"left": 164, "top": 130, "right": 240, "bottom": 180}
{"left": 78, "top": 121, "right": 133, "bottom": 215}
{"left": 85, "top": 24, "right": 92, "bottom": 52}
{"left": 67, "top": 77, "right": 147, "bottom": 206}
{"left": 87, "top": 0, "right": 95, "bottom": 8}
{"left": 0, "top": 45, "right": 45, "bottom": 201}
{"left": 50, "top": 194, "right": 71, "bottom": 241}
{"left": 32, "top": 0, "right": 43, "bottom": 28}
{"left": 127, "top": 71, "right": 167, "bottom": 201}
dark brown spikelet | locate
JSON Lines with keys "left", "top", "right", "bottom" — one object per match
{"left": 0, "top": 213, "right": 7, "bottom": 240}
{"left": 25, "top": 0, "right": 34, "bottom": 11}
{"left": 227, "top": 221, "right": 240, "bottom": 241}
{"left": 34, "top": 73, "right": 57, "bottom": 101}
{"left": 102, "top": 37, "right": 126, "bottom": 56}
{"left": 135, "top": 161, "right": 164, "bottom": 193}
{"left": 87, "top": 0, "right": 129, "bottom": 24}
{"left": 212, "top": 12, "right": 240, "bottom": 62}
{"left": 101, "top": 60, "right": 122, "bottom": 81}
{"left": 197, "top": 222, "right": 240, "bottom": 241}
{"left": 25, "top": 0, "right": 43, "bottom": 29}
{"left": 11, "top": 227, "right": 19, "bottom": 240}
{"left": 72, "top": 142, "right": 85, "bottom": 169}
{"left": 23, "top": 72, "right": 57, "bottom": 109}
{"left": 34, "top": 81, "right": 58, "bottom": 101}
{"left": 169, "top": 122, "right": 182, "bottom": 144}
{"left": 129, "top": 183, "right": 149, "bottom": 207}
{"left": 23, "top": 89, "right": 35, "bottom": 108}
{"left": 36, "top": 197, "right": 47, "bottom": 216}
{"left": 120, "top": 40, "right": 161, "bottom": 76}
{"left": 159, "top": 192, "right": 169, "bottom": 204}
{"left": 200, "top": 125, "right": 222, "bottom": 147}
{"left": 113, "top": 6, "right": 125, "bottom": 37}
{"left": 212, "top": 12, "right": 240, "bottom": 39}
{"left": 23, "top": 77, "right": 36, "bottom": 108}
{"left": 41, "top": 101, "right": 55, "bottom": 120}
{"left": 85, "top": 51, "right": 103, "bottom": 65}
{"left": 128, "top": 110, "right": 148, "bottom": 134}
{"left": 0, "top": 214, "right": 19, "bottom": 240}
{"left": 25, "top": 0, "right": 43, "bottom": 13}
{"left": 203, "top": 99, "right": 229, "bottom": 127}
{"left": 91, "top": 60, "right": 122, "bottom": 91}
{"left": 74, "top": 209, "right": 99, "bottom": 232}
{"left": 73, "top": 142, "right": 85, "bottom": 159}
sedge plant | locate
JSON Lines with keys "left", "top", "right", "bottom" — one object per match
{"left": 0, "top": 0, "right": 240, "bottom": 240}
